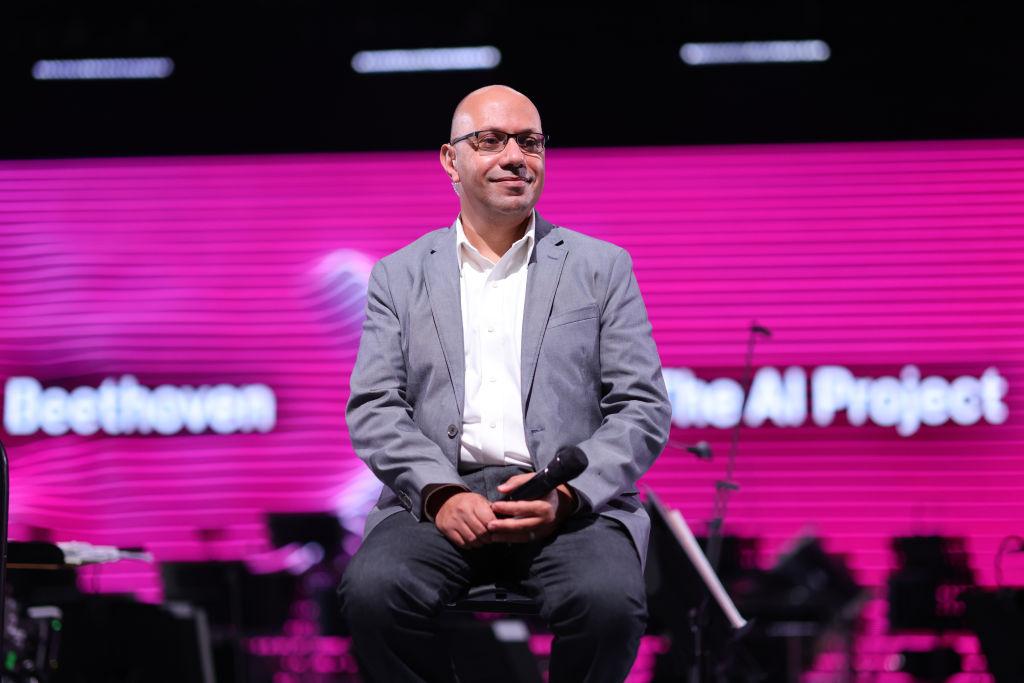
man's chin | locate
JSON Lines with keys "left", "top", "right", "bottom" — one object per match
{"left": 493, "top": 202, "right": 535, "bottom": 217}
{"left": 490, "top": 192, "right": 535, "bottom": 213}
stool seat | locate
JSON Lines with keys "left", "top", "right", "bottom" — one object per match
{"left": 447, "top": 580, "right": 541, "bottom": 615}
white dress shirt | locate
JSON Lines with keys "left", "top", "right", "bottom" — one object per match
{"left": 455, "top": 213, "right": 535, "bottom": 469}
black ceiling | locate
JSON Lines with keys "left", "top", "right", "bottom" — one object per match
{"left": 2, "top": 1, "right": 1020, "bottom": 159}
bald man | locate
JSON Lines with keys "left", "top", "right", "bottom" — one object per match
{"left": 340, "top": 85, "right": 671, "bottom": 682}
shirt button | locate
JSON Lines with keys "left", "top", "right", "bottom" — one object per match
{"left": 487, "top": 326, "right": 494, "bottom": 333}
{"left": 447, "top": 424, "right": 459, "bottom": 438}
{"left": 489, "top": 376, "right": 497, "bottom": 383}
{"left": 491, "top": 282, "right": 498, "bottom": 289}
{"left": 489, "top": 422, "right": 496, "bottom": 429}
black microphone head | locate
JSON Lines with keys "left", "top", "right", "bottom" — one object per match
{"left": 686, "top": 440, "right": 713, "bottom": 460}
{"left": 502, "top": 446, "right": 590, "bottom": 501}
{"left": 553, "top": 446, "right": 589, "bottom": 480}
{"left": 751, "top": 322, "right": 772, "bottom": 337}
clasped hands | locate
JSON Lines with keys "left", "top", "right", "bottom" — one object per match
{"left": 433, "top": 472, "right": 575, "bottom": 549}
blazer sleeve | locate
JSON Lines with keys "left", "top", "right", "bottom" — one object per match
{"left": 570, "top": 248, "right": 672, "bottom": 512}
{"left": 345, "top": 260, "right": 464, "bottom": 520}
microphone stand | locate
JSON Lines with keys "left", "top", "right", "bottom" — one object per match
{"left": 691, "top": 321, "right": 770, "bottom": 683}
{"left": 705, "top": 321, "right": 770, "bottom": 572}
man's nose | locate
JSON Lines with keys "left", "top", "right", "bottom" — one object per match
{"left": 499, "top": 137, "right": 526, "bottom": 166}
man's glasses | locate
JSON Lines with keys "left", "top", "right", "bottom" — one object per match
{"left": 449, "top": 130, "right": 548, "bottom": 155}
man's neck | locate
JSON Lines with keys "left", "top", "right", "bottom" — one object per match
{"left": 458, "top": 210, "right": 532, "bottom": 263}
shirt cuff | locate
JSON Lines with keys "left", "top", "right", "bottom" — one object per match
{"left": 558, "top": 484, "right": 583, "bottom": 515}
{"left": 422, "top": 483, "right": 470, "bottom": 521}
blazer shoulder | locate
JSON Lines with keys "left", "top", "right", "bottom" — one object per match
{"left": 377, "top": 226, "right": 452, "bottom": 270}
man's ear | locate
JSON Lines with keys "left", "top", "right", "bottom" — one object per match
{"left": 440, "top": 144, "right": 460, "bottom": 183}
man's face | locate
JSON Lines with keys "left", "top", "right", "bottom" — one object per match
{"left": 442, "top": 91, "right": 545, "bottom": 221}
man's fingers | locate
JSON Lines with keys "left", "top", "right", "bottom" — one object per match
{"left": 496, "top": 472, "right": 534, "bottom": 493}
{"left": 446, "top": 527, "right": 468, "bottom": 548}
{"left": 436, "top": 492, "right": 498, "bottom": 548}
{"left": 487, "top": 517, "right": 544, "bottom": 533}
{"left": 439, "top": 490, "right": 558, "bottom": 549}
{"left": 463, "top": 515, "right": 490, "bottom": 542}
{"left": 490, "top": 500, "right": 549, "bottom": 517}
{"left": 469, "top": 500, "right": 497, "bottom": 525}
{"left": 455, "top": 523, "right": 489, "bottom": 549}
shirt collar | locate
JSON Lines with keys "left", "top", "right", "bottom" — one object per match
{"left": 455, "top": 212, "right": 536, "bottom": 274}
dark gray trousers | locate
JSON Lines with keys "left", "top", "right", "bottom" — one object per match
{"left": 339, "top": 465, "right": 647, "bottom": 683}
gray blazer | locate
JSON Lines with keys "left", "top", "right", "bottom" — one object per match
{"left": 346, "top": 214, "right": 672, "bottom": 563}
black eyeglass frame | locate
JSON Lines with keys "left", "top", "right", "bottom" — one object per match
{"left": 449, "top": 129, "right": 549, "bottom": 154}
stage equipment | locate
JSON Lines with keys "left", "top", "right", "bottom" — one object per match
{"left": 4, "top": 539, "right": 208, "bottom": 683}
{"left": 888, "top": 536, "right": 974, "bottom": 631}
{"left": 961, "top": 588, "right": 1024, "bottom": 683}
{"left": 886, "top": 647, "right": 962, "bottom": 682}
{"left": 732, "top": 534, "right": 864, "bottom": 683}
{"left": 706, "top": 321, "right": 771, "bottom": 572}
{"left": 644, "top": 487, "right": 760, "bottom": 683}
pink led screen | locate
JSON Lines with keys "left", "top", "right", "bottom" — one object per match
{"left": 1, "top": 138, "right": 1021, "bottom": 625}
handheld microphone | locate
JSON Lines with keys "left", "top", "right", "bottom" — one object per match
{"left": 502, "top": 446, "right": 588, "bottom": 501}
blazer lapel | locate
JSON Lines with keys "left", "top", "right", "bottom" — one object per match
{"left": 521, "top": 215, "right": 567, "bottom": 413}
{"left": 423, "top": 225, "right": 465, "bottom": 414}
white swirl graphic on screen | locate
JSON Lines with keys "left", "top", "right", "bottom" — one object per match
{"left": 304, "top": 247, "right": 385, "bottom": 535}
{"left": 306, "top": 248, "right": 375, "bottom": 330}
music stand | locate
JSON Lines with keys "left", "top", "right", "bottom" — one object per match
{"left": 645, "top": 487, "right": 757, "bottom": 683}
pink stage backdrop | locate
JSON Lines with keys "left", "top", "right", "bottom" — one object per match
{"left": 1, "top": 142, "right": 1021, "bottom": 663}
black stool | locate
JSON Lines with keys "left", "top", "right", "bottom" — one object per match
{"left": 447, "top": 579, "right": 541, "bottom": 615}
{"left": 444, "top": 579, "right": 544, "bottom": 683}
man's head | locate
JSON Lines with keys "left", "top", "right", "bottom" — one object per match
{"left": 440, "top": 85, "right": 545, "bottom": 228}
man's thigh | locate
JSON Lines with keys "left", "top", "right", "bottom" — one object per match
{"left": 340, "top": 511, "right": 477, "bottom": 613}
{"left": 523, "top": 514, "right": 647, "bottom": 621}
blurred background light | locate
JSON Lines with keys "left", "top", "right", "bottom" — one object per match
{"left": 31, "top": 57, "right": 175, "bottom": 81}
{"left": 680, "top": 40, "right": 830, "bottom": 65}
{"left": 350, "top": 46, "right": 501, "bottom": 73}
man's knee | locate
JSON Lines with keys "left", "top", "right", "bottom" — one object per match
{"left": 340, "top": 550, "right": 432, "bottom": 625}
{"left": 339, "top": 524, "right": 463, "bottom": 630}
{"left": 339, "top": 552, "right": 386, "bottom": 624}
{"left": 551, "top": 569, "right": 647, "bottom": 637}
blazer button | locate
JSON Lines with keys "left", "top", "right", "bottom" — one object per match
{"left": 447, "top": 424, "right": 459, "bottom": 438}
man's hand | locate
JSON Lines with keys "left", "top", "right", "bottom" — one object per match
{"left": 487, "top": 473, "right": 575, "bottom": 543}
{"left": 434, "top": 491, "right": 496, "bottom": 549}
